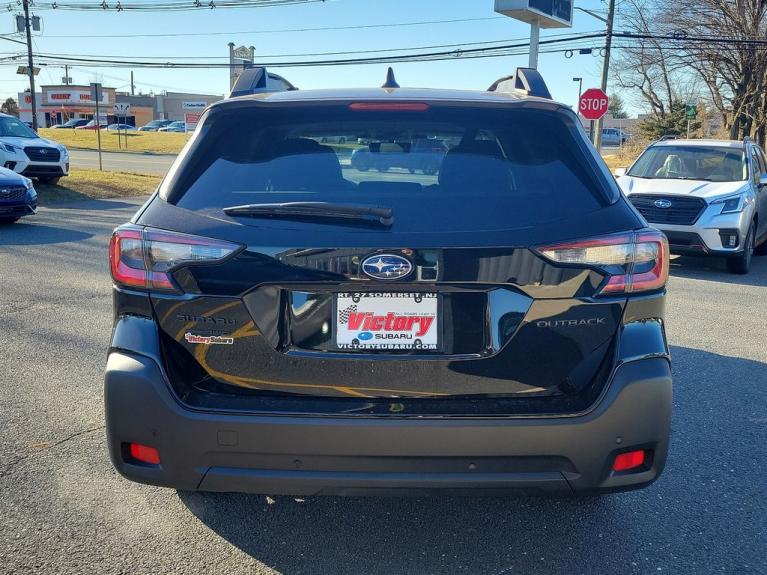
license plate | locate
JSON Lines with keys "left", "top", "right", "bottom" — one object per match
{"left": 335, "top": 292, "right": 440, "bottom": 351}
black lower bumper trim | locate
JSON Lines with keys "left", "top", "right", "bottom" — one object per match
{"left": 21, "top": 166, "right": 65, "bottom": 177}
{"left": 104, "top": 353, "right": 672, "bottom": 495}
{"left": 0, "top": 202, "right": 36, "bottom": 216}
{"left": 663, "top": 230, "right": 709, "bottom": 254}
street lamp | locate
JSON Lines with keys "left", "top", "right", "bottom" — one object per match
{"left": 573, "top": 77, "right": 583, "bottom": 111}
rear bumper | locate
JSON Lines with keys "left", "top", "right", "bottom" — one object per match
{"left": 105, "top": 353, "right": 672, "bottom": 496}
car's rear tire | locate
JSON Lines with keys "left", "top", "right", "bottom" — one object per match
{"left": 0, "top": 217, "right": 20, "bottom": 224}
{"left": 37, "top": 176, "right": 60, "bottom": 185}
{"left": 726, "top": 224, "right": 755, "bottom": 274}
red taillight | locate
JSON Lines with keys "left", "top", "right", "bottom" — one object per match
{"left": 128, "top": 443, "right": 161, "bottom": 465}
{"left": 535, "top": 229, "right": 669, "bottom": 296}
{"left": 349, "top": 102, "right": 430, "bottom": 112}
{"left": 613, "top": 450, "right": 646, "bottom": 472}
{"left": 109, "top": 224, "right": 241, "bottom": 293}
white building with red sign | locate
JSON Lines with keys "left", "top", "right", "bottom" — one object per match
{"left": 17, "top": 85, "right": 222, "bottom": 129}
{"left": 18, "top": 85, "right": 116, "bottom": 128}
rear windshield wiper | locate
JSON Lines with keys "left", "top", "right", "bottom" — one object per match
{"left": 223, "top": 202, "right": 394, "bottom": 227}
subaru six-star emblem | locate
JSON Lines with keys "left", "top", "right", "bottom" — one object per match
{"left": 654, "top": 199, "right": 673, "bottom": 209}
{"left": 361, "top": 254, "right": 413, "bottom": 280}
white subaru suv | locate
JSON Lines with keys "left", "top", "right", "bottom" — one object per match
{"left": 615, "top": 138, "right": 767, "bottom": 274}
{"left": 0, "top": 113, "right": 69, "bottom": 185}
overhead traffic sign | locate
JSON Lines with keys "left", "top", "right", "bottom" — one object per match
{"left": 579, "top": 88, "right": 609, "bottom": 121}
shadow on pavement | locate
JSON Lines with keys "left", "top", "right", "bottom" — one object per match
{"left": 669, "top": 252, "right": 767, "bottom": 287}
{"left": 177, "top": 347, "right": 767, "bottom": 574}
{"left": 0, "top": 221, "right": 93, "bottom": 245}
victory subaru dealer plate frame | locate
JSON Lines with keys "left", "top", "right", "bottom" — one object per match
{"left": 334, "top": 292, "right": 440, "bottom": 351}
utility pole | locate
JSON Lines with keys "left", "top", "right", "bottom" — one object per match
{"left": 130, "top": 71, "right": 135, "bottom": 96}
{"left": 594, "top": 0, "right": 616, "bottom": 151}
{"left": 22, "top": 0, "right": 37, "bottom": 131}
{"left": 64, "top": 65, "right": 70, "bottom": 86}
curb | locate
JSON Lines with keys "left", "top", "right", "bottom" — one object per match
{"left": 67, "top": 146, "right": 178, "bottom": 157}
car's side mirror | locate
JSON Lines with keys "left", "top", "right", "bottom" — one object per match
{"left": 614, "top": 167, "right": 627, "bottom": 177}
{"left": 759, "top": 173, "right": 767, "bottom": 187}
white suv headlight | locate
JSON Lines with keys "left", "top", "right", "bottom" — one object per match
{"left": 711, "top": 192, "right": 753, "bottom": 214}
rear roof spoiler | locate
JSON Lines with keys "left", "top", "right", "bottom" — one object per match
{"left": 488, "top": 67, "right": 551, "bottom": 100}
{"left": 228, "top": 66, "right": 298, "bottom": 98}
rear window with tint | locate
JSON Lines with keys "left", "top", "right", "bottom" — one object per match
{"left": 170, "top": 105, "right": 611, "bottom": 232}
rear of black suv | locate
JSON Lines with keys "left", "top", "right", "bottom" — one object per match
{"left": 105, "top": 84, "right": 671, "bottom": 496}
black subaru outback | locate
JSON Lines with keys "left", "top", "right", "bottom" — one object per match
{"left": 106, "top": 68, "right": 671, "bottom": 496}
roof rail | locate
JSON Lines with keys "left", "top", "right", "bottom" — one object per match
{"left": 487, "top": 67, "right": 551, "bottom": 99}
{"left": 658, "top": 135, "right": 677, "bottom": 141}
{"left": 743, "top": 136, "right": 752, "bottom": 145}
{"left": 228, "top": 66, "right": 298, "bottom": 98}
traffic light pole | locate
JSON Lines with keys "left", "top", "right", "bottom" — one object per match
{"left": 594, "top": 0, "right": 616, "bottom": 150}
{"left": 22, "top": 0, "right": 37, "bottom": 131}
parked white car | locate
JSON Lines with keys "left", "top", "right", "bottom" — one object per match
{"left": 615, "top": 138, "right": 767, "bottom": 274}
{"left": 0, "top": 113, "right": 69, "bottom": 185}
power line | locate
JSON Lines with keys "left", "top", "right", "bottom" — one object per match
{"left": 9, "top": 30, "right": 760, "bottom": 74}
{"left": 11, "top": 31, "right": 604, "bottom": 61}
{"left": 0, "top": 0, "right": 322, "bottom": 11}
{"left": 0, "top": 35, "right": 29, "bottom": 46}
{"left": 9, "top": 33, "right": 607, "bottom": 68}
{"left": 42, "top": 16, "right": 508, "bottom": 38}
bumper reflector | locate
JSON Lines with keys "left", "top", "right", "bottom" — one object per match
{"left": 128, "top": 443, "right": 161, "bottom": 465}
{"left": 613, "top": 450, "right": 646, "bottom": 472}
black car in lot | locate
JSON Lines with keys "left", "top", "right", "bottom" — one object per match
{"left": 51, "top": 118, "right": 89, "bottom": 129}
{"left": 106, "top": 68, "right": 672, "bottom": 496}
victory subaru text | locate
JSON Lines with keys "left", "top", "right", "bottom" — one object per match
{"left": 105, "top": 68, "right": 672, "bottom": 496}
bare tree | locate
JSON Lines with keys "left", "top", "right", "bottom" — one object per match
{"left": 673, "top": 0, "right": 767, "bottom": 142}
{"left": 615, "top": 0, "right": 767, "bottom": 144}
{"left": 612, "top": 0, "right": 684, "bottom": 117}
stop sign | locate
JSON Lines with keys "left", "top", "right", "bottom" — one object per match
{"left": 579, "top": 88, "right": 609, "bottom": 121}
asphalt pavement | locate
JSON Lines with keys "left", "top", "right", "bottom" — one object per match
{"left": 1, "top": 198, "right": 766, "bottom": 574}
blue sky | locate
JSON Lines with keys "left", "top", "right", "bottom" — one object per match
{"left": 1, "top": 0, "right": 614, "bottom": 112}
